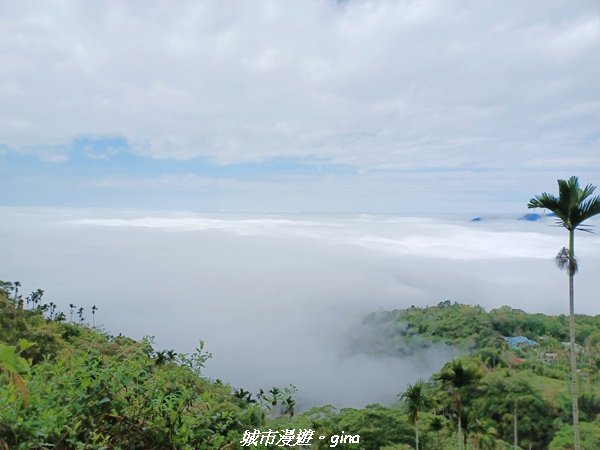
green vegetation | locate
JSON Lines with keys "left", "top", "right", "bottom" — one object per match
{"left": 435, "top": 359, "right": 483, "bottom": 450}
{"left": 528, "top": 175, "right": 600, "bottom": 450}
{"left": 399, "top": 380, "right": 430, "bottom": 450}
{"left": 0, "top": 281, "right": 270, "bottom": 449}
{"left": 358, "top": 301, "right": 600, "bottom": 357}
{"left": 3, "top": 277, "right": 600, "bottom": 449}
{"left": 355, "top": 302, "right": 600, "bottom": 449}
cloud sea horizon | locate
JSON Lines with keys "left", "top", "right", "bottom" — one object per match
{"left": 3, "top": 207, "right": 600, "bottom": 407}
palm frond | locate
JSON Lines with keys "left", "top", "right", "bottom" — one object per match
{"left": 577, "top": 227, "right": 595, "bottom": 234}
{"left": 435, "top": 359, "right": 482, "bottom": 388}
{"left": 528, "top": 192, "right": 559, "bottom": 210}
{"left": 528, "top": 193, "right": 568, "bottom": 223}
{"left": 580, "top": 183, "right": 597, "bottom": 202}
{"left": 558, "top": 178, "right": 575, "bottom": 215}
{"left": 531, "top": 177, "right": 600, "bottom": 230}
{"left": 553, "top": 219, "right": 568, "bottom": 229}
{"left": 577, "top": 195, "right": 600, "bottom": 224}
{"left": 399, "top": 379, "right": 430, "bottom": 423}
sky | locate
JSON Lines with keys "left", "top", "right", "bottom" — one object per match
{"left": 1, "top": 0, "right": 600, "bottom": 212}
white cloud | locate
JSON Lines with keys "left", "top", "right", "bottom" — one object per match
{"left": 70, "top": 212, "right": 581, "bottom": 260}
{"left": 86, "top": 174, "right": 239, "bottom": 189}
{"left": 67, "top": 168, "right": 600, "bottom": 215}
{"left": 1, "top": 0, "right": 599, "bottom": 170}
{"left": 3, "top": 208, "right": 600, "bottom": 407}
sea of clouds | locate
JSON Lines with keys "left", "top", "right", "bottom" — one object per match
{"left": 2, "top": 207, "right": 600, "bottom": 407}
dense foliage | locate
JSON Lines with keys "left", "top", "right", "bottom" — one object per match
{"left": 0, "top": 281, "right": 270, "bottom": 449}
{"left": 351, "top": 302, "right": 600, "bottom": 449}
{"left": 357, "top": 301, "right": 600, "bottom": 357}
{"left": 2, "top": 281, "right": 600, "bottom": 449}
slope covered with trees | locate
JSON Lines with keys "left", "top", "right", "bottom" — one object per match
{"left": 3, "top": 280, "right": 600, "bottom": 449}
{"left": 0, "top": 280, "right": 273, "bottom": 449}
{"left": 351, "top": 302, "right": 600, "bottom": 449}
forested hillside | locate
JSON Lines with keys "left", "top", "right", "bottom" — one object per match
{"left": 350, "top": 302, "right": 600, "bottom": 449}
{"left": 2, "top": 281, "right": 600, "bottom": 449}
{"left": 356, "top": 301, "right": 600, "bottom": 357}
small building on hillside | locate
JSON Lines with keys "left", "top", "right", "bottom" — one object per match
{"left": 510, "top": 357, "right": 526, "bottom": 366}
{"left": 504, "top": 336, "right": 538, "bottom": 349}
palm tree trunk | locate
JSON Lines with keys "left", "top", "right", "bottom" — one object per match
{"left": 458, "top": 413, "right": 463, "bottom": 450}
{"left": 569, "top": 228, "right": 581, "bottom": 450}
{"left": 415, "top": 418, "right": 419, "bottom": 450}
{"left": 513, "top": 399, "right": 518, "bottom": 450}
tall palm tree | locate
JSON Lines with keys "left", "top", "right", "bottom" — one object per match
{"left": 28, "top": 289, "right": 44, "bottom": 311}
{"left": 282, "top": 395, "right": 296, "bottom": 421}
{"left": 528, "top": 176, "right": 600, "bottom": 450}
{"left": 233, "top": 388, "right": 255, "bottom": 405}
{"left": 435, "top": 359, "right": 482, "bottom": 450}
{"left": 91, "top": 305, "right": 98, "bottom": 327}
{"left": 166, "top": 349, "right": 177, "bottom": 362}
{"left": 12, "top": 281, "right": 20, "bottom": 303}
{"left": 48, "top": 302, "right": 56, "bottom": 320}
{"left": 429, "top": 415, "right": 445, "bottom": 448}
{"left": 399, "top": 379, "right": 430, "bottom": 450}
{"left": 468, "top": 418, "right": 497, "bottom": 450}
{"left": 505, "top": 378, "right": 531, "bottom": 450}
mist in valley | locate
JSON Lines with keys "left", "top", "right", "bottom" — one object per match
{"left": 2, "top": 207, "right": 600, "bottom": 408}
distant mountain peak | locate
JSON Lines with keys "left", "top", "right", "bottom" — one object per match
{"left": 519, "top": 213, "right": 543, "bottom": 221}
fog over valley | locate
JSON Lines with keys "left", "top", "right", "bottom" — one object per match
{"left": 3, "top": 207, "right": 600, "bottom": 408}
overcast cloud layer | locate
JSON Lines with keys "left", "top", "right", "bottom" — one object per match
{"left": 1, "top": 1, "right": 600, "bottom": 211}
{"left": 3, "top": 208, "right": 600, "bottom": 407}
